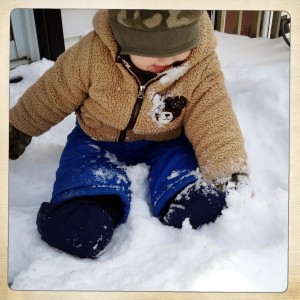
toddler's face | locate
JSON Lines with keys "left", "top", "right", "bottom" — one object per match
{"left": 129, "top": 50, "right": 191, "bottom": 73}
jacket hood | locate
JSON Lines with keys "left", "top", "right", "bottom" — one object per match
{"left": 92, "top": 10, "right": 119, "bottom": 59}
{"left": 92, "top": 10, "right": 217, "bottom": 69}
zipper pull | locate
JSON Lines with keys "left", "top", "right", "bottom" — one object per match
{"left": 138, "top": 85, "right": 145, "bottom": 99}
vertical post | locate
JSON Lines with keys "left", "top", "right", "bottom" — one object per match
{"left": 237, "top": 11, "right": 243, "bottom": 35}
{"left": 261, "top": 11, "right": 270, "bottom": 38}
{"left": 33, "top": 9, "right": 65, "bottom": 61}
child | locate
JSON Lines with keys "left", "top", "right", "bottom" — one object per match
{"left": 9, "top": 10, "right": 251, "bottom": 259}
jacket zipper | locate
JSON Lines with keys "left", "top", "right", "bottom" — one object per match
{"left": 126, "top": 85, "right": 146, "bottom": 130}
{"left": 118, "top": 84, "right": 145, "bottom": 142}
{"left": 118, "top": 58, "right": 162, "bottom": 142}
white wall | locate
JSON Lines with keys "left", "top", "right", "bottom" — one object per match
{"left": 61, "top": 9, "right": 98, "bottom": 50}
{"left": 10, "top": 9, "right": 40, "bottom": 62}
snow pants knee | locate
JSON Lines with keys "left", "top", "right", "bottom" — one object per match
{"left": 51, "top": 121, "right": 200, "bottom": 223}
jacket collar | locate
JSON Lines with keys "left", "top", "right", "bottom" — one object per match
{"left": 117, "top": 54, "right": 156, "bottom": 85}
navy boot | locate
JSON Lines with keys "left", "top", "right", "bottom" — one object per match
{"left": 36, "top": 195, "right": 123, "bottom": 258}
{"left": 159, "top": 183, "right": 227, "bottom": 229}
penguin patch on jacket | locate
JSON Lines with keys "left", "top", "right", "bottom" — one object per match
{"left": 151, "top": 93, "right": 187, "bottom": 126}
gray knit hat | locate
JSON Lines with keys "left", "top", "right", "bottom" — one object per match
{"left": 108, "top": 10, "right": 202, "bottom": 57}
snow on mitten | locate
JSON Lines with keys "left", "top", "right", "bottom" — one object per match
{"left": 9, "top": 123, "right": 32, "bottom": 160}
{"left": 214, "top": 173, "right": 254, "bottom": 197}
{"left": 159, "top": 182, "right": 227, "bottom": 229}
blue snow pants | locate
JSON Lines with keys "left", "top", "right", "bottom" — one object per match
{"left": 51, "top": 121, "right": 200, "bottom": 223}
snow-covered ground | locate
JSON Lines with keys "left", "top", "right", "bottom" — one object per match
{"left": 8, "top": 31, "right": 290, "bottom": 291}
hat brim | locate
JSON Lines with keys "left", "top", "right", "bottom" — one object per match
{"left": 110, "top": 20, "right": 201, "bottom": 58}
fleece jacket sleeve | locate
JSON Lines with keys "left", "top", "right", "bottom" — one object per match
{"left": 184, "top": 51, "right": 248, "bottom": 181}
{"left": 9, "top": 32, "right": 95, "bottom": 137}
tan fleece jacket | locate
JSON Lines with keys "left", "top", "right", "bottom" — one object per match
{"left": 9, "top": 10, "right": 248, "bottom": 181}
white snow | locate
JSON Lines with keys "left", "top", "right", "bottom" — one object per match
{"left": 8, "top": 31, "right": 289, "bottom": 291}
{"left": 159, "top": 62, "right": 189, "bottom": 84}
